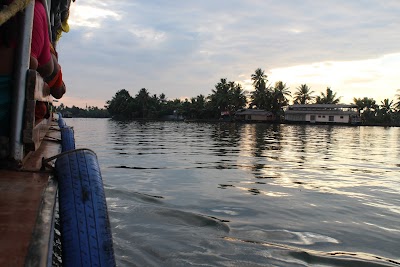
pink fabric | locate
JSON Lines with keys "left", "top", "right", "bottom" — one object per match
{"left": 31, "top": 0, "right": 51, "bottom": 67}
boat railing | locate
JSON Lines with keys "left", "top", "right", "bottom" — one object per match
{"left": 0, "top": 0, "right": 55, "bottom": 167}
{"left": 23, "top": 69, "right": 54, "bottom": 152}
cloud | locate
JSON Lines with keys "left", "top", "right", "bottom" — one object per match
{"left": 68, "top": 4, "right": 121, "bottom": 28}
{"left": 57, "top": 0, "right": 400, "bottom": 108}
{"left": 268, "top": 53, "right": 400, "bottom": 103}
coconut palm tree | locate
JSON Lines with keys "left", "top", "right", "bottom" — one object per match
{"left": 353, "top": 97, "right": 365, "bottom": 111}
{"left": 159, "top": 93, "right": 167, "bottom": 104}
{"left": 251, "top": 68, "right": 268, "bottom": 90}
{"left": 380, "top": 98, "right": 394, "bottom": 115}
{"left": 273, "top": 81, "right": 291, "bottom": 105}
{"left": 250, "top": 85, "right": 272, "bottom": 110}
{"left": 315, "top": 87, "right": 341, "bottom": 104}
{"left": 106, "top": 89, "right": 133, "bottom": 118}
{"left": 189, "top": 94, "right": 208, "bottom": 119}
{"left": 208, "top": 78, "right": 231, "bottom": 117}
{"left": 395, "top": 89, "right": 400, "bottom": 111}
{"left": 271, "top": 81, "right": 291, "bottom": 118}
{"left": 135, "top": 88, "right": 151, "bottom": 118}
{"left": 229, "top": 82, "right": 247, "bottom": 112}
{"left": 353, "top": 97, "right": 378, "bottom": 112}
{"left": 250, "top": 68, "right": 272, "bottom": 109}
{"left": 293, "top": 84, "right": 314, "bottom": 104}
{"left": 378, "top": 98, "right": 394, "bottom": 123}
{"left": 353, "top": 97, "right": 379, "bottom": 123}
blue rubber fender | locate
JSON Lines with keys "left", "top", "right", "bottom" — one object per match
{"left": 58, "top": 113, "right": 67, "bottom": 128}
{"left": 60, "top": 127, "right": 75, "bottom": 152}
{"left": 55, "top": 149, "right": 115, "bottom": 267}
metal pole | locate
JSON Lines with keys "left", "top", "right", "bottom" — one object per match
{"left": 9, "top": 0, "right": 34, "bottom": 162}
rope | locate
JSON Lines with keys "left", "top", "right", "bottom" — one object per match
{"left": 49, "top": 126, "right": 61, "bottom": 131}
{"left": 43, "top": 135, "right": 61, "bottom": 142}
{"left": 0, "top": 0, "right": 31, "bottom": 26}
{"left": 41, "top": 148, "right": 97, "bottom": 171}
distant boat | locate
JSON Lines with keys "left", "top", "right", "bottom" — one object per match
{"left": 62, "top": 111, "right": 72, "bottom": 118}
{"left": 234, "top": 109, "right": 276, "bottom": 122}
{"left": 285, "top": 104, "right": 361, "bottom": 125}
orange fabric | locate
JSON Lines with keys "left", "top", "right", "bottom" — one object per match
{"left": 53, "top": 69, "right": 62, "bottom": 88}
{"left": 47, "top": 67, "right": 62, "bottom": 88}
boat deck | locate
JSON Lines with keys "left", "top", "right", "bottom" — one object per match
{"left": 0, "top": 123, "right": 60, "bottom": 267}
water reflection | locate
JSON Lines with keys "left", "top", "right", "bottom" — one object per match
{"left": 65, "top": 119, "right": 400, "bottom": 266}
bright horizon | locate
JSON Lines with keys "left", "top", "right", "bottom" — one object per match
{"left": 55, "top": 1, "right": 400, "bottom": 109}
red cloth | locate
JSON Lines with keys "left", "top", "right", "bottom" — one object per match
{"left": 35, "top": 101, "right": 47, "bottom": 121}
{"left": 31, "top": 0, "right": 51, "bottom": 67}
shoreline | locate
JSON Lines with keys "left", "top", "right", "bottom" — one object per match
{"left": 65, "top": 117, "right": 400, "bottom": 127}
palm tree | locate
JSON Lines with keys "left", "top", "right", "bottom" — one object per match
{"left": 273, "top": 81, "right": 291, "bottom": 104}
{"left": 380, "top": 98, "right": 393, "bottom": 115}
{"left": 208, "top": 78, "right": 231, "bottom": 117}
{"left": 106, "top": 89, "right": 133, "bottom": 117}
{"left": 378, "top": 98, "right": 394, "bottom": 123}
{"left": 159, "top": 93, "right": 167, "bottom": 104}
{"left": 271, "top": 81, "right": 291, "bottom": 118}
{"left": 353, "top": 97, "right": 379, "bottom": 123}
{"left": 229, "top": 82, "right": 247, "bottom": 112}
{"left": 251, "top": 68, "right": 267, "bottom": 90}
{"left": 250, "top": 68, "right": 272, "bottom": 109}
{"left": 353, "top": 97, "right": 378, "bottom": 112}
{"left": 315, "top": 87, "right": 341, "bottom": 104}
{"left": 395, "top": 89, "right": 400, "bottom": 111}
{"left": 353, "top": 97, "right": 366, "bottom": 111}
{"left": 189, "top": 94, "right": 207, "bottom": 119}
{"left": 135, "top": 88, "right": 151, "bottom": 118}
{"left": 250, "top": 85, "right": 272, "bottom": 110}
{"left": 293, "top": 84, "right": 314, "bottom": 104}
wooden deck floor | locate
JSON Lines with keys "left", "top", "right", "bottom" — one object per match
{"left": 0, "top": 124, "right": 61, "bottom": 267}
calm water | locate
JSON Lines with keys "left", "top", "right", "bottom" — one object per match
{"left": 66, "top": 118, "right": 400, "bottom": 266}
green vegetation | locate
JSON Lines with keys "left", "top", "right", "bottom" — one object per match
{"left": 293, "top": 84, "right": 314, "bottom": 104}
{"left": 315, "top": 87, "right": 341, "bottom": 104}
{"left": 353, "top": 96, "right": 400, "bottom": 125}
{"left": 54, "top": 103, "right": 109, "bottom": 118}
{"left": 58, "top": 68, "right": 400, "bottom": 126}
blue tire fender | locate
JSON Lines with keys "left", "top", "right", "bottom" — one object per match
{"left": 55, "top": 149, "right": 115, "bottom": 267}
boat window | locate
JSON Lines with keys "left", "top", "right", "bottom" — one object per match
{"left": 329, "top": 116, "right": 334, "bottom": 121}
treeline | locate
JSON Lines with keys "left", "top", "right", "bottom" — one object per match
{"left": 105, "top": 68, "right": 400, "bottom": 125}
{"left": 54, "top": 103, "right": 109, "bottom": 118}
{"left": 106, "top": 68, "right": 293, "bottom": 121}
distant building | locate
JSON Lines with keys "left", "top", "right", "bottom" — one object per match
{"left": 234, "top": 109, "right": 275, "bottom": 122}
{"left": 285, "top": 104, "right": 360, "bottom": 124}
{"left": 62, "top": 111, "right": 72, "bottom": 118}
{"left": 161, "top": 110, "right": 184, "bottom": 121}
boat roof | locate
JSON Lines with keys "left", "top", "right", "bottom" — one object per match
{"left": 235, "top": 109, "right": 274, "bottom": 115}
{"left": 288, "top": 104, "right": 358, "bottom": 109}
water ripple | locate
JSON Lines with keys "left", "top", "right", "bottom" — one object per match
{"left": 65, "top": 119, "right": 400, "bottom": 266}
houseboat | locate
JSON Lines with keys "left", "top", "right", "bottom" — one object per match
{"left": 234, "top": 109, "right": 276, "bottom": 122}
{"left": 0, "top": 1, "right": 114, "bottom": 266}
{"left": 284, "top": 104, "right": 361, "bottom": 125}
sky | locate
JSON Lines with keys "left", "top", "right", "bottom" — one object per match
{"left": 56, "top": 0, "right": 400, "bottom": 108}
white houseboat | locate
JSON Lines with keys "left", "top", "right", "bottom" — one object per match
{"left": 285, "top": 104, "right": 361, "bottom": 125}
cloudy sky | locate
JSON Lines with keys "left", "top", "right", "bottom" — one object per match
{"left": 56, "top": 0, "right": 400, "bottom": 108}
